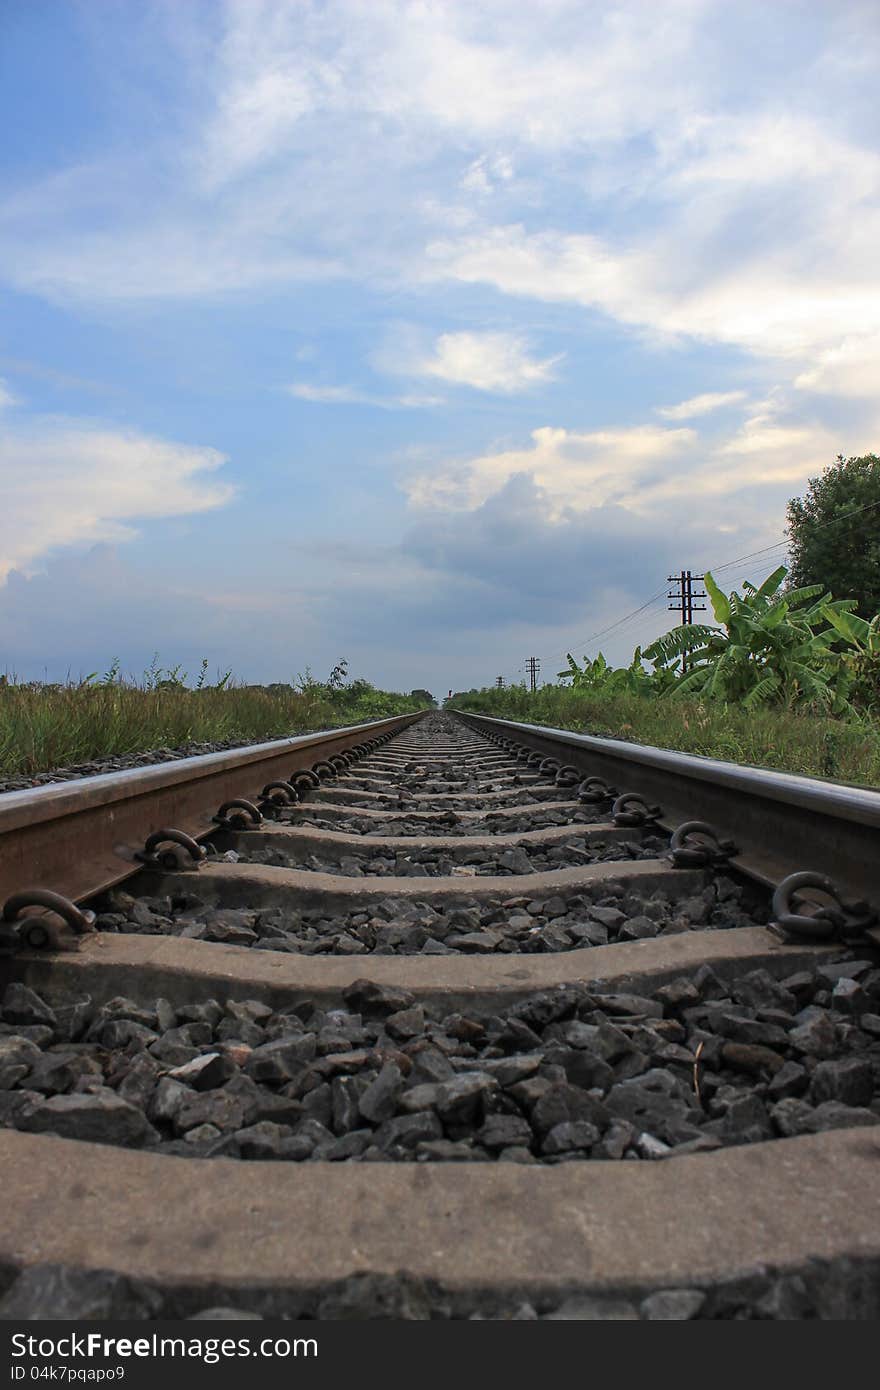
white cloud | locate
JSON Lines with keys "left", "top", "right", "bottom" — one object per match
{"left": 287, "top": 382, "right": 442, "bottom": 408}
{"left": 0, "top": 418, "right": 235, "bottom": 580}
{"left": 403, "top": 396, "right": 873, "bottom": 533}
{"left": 405, "top": 421, "right": 697, "bottom": 513}
{"left": 0, "top": 379, "right": 18, "bottom": 410}
{"left": 460, "top": 154, "right": 515, "bottom": 195}
{"left": 657, "top": 390, "right": 747, "bottom": 419}
{"left": 410, "top": 331, "right": 562, "bottom": 393}
{"left": 794, "top": 332, "right": 880, "bottom": 398}
{"left": 424, "top": 189, "right": 880, "bottom": 383}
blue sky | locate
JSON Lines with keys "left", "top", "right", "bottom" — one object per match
{"left": 1, "top": 0, "right": 878, "bottom": 695}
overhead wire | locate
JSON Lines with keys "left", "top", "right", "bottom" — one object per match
{"left": 497, "top": 489, "right": 880, "bottom": 686}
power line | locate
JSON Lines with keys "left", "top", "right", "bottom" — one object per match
{"left": 537, "top": 490, "right": 880, "bottom": 675}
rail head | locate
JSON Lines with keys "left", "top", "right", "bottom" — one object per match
{"left": 453, "top": 710, "right": 880, "bottom": 903}
{"left": 0, "top": 711, "right": 428, "bottom": 906}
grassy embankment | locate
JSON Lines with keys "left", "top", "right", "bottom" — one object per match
{"left": 0, "top": 677, "right": 428, "bottom": 779}
{"left": 452, "top": 685, "right": 880, "bottom": 788}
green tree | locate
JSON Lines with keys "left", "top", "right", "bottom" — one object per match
{"left": 786, "top": 454, "right": 880, "bottom": 618}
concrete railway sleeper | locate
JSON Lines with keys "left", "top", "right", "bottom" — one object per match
{"left": 0, "top": 710, "right": 878, "bottom": 1320}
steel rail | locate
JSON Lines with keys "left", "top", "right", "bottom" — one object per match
{"left": 0, "top": 712, "right": 424, "bottom": 908}
{"left": 454, "top": 711, "right": 880, "bottom": 909}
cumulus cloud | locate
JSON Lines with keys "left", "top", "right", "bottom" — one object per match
{"left": 794, "top": 332, "right": 880, "bottom": 398}
{"left": 401, "top": 397, "right": 869, "bottom": 552}
{"left": 0, "top": 418, "right": 235, "bottom": 580}
{"left": 657, "top": 390, "right": 747, "bottom": 419}
{"left": 404, "top": 421, "right": 697, "bottom": 513}
{"left": 405, "top": 331, "right": 562, "bottom": 394}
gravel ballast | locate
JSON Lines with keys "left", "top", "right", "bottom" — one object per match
{"left": 2, "top": 958, "right": 877, "bottom": 1170}
{"left": 93, "top": 867, "right": 767, "bottom": 957}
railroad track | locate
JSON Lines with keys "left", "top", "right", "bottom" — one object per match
{"left": 0, "top": 709, "right": 878, "bottom": 1320}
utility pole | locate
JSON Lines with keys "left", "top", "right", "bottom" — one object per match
{"left": 667, "top": 569, "right": 707, "bottom": 673}
{"left": 495, "top": 676, "right": 504, "bottom": 689}
{"left": 526, "top": 656, "right": 540, "bottom": 693}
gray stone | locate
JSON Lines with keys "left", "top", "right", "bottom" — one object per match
{"left": 98, "top": 1020, "right": 158, "bottom": 1050}
{"left": 245, "top": 1036, "right": 316, "bottom": 1084}
{"left": 454, "top": 931, "right": 501, "bottom": 953}
{"left": 832, "top": 978, "right": 869, "bottom": 1015}
{"left": 331, "top": 1075, "right": 367, "bottom": 1134}
{"left": 594, "top": 1118, "right": 636, "bottom": 1159}
{"left": 1, "top": 984, "right": 57, "bottom": 1029}
{"left": 434, "top": 1072, "right": 498, "bottom": 1124}
{"left": 316, "top": 1272, "right": 432, "bottom": 1320}
{"left": 810, "top": 1057, "right": 874, "bottom": 1107}
{"left": 52, "top": 998, "right": 93, "bottom": 1043}
{"left": 183, "top": 1123, "right": 221, "bottom": 1146}
{"left": 596, "top": 993, "right": 664, "bottom": 1020}
{"left": 481, "top": 1054, "right": 541, "bottom": 1087}
{"left": 375, "top": 1112, "right": 443, "bottom": 1151}
{"left": 167, "top": 1052, "right": 235, "bottom": 1091}
{"left": 531, "top": 1082, "right": 609, "bottom": 1136}
{"left": 174, "top": 1088, "right": 246, "bottom": 1135}
{"left": 558, "top": 1048, "right": 612, "bottom": 1092}
{"left": 635, "top": 1132, "right": 672, "bottom": 1158}
{"left": 28, "top": 1051, "right": 102, "bottom": 1096}
{"left": 148, "top": 1076, "right": 191, "bottom": 1124}
{"left": 234, "top": 1121, "right": 293, "bottom": 1159}
{"left": 789, "top": 1010, "right": 838, "bottom": 1058}
{"left": 754, "top": 1275, "right": 813, "bottom": 1320}
{"left": 0, "top": 1034, "right": 42, "bottom": 1079}
{"left": 640, "top": 1289, "right": 706, "bottom": 1320}
{"left": 772, "top": 1097, "right": 879, "bottom": 1137}
{"left": 358, "top": 1062, "right": 404, "bottom": 1123}
{"left": 477, "top": 1114, "right": 533, "bottom": 1151}
{"left": 720, "top": 1094, "right": 773, "bottom": 1144}
{"left": 588, "top": 905, "right": 626, "bottom": 929}
{"left": 766, "top": 1060, "right": 808, "bottom": 1100}
{"left": 0, "top": 1264, "right": 163, "bottom": 1320}
{"left": 619, "top": 916, "right": 658, "bottom": 941}
{"left": 18, "top": 1090, "right": 155, "bottom": 1147}
{"left": 342, "top": 980, "right": 416, "bottom": 1017}
{"left": 541, "top": 1120, "right": 600, "bottom": 1154}
{"left": 545, "top": 1295, "right": 639, "bottom": 1320}
{"left": 189, "top": 1308, "right": 263, "bottom": 1320}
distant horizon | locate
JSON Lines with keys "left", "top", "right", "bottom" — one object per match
{"left": 2, "top": 1, "right": 877, "bottom": 689}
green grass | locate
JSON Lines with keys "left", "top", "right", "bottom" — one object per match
{"left": 0, "top": 678, "right": 427, "bottom": 779}
{"left": 452, "top": 686, "right": 880, "bottom": 788}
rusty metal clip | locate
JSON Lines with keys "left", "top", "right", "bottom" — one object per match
{"left": 577, "top": 775, "right": 618, "bottom": 804}
{"left": 770, "top": 871, "right": 877, "bottom": 942}
{"left": 668, "top": 820, "right": 739, "bottom": 868}
{"left": 136, "top": 829, "right": 208, "bottom": 872}
{"left": 257, "top": 781, "right": 299, "bottom": 820}
{"left": 311, "top": 760, "right": 337, "bottom": 780}
{"left": 213, "top": 798, "right": 263, "bottom": 830}
{"left": 289, "top": 768, "right": 320, "bottom": 790}
{"left": 612, "top": 792, "right": 663, "bottom": 827}
{"left": 2, "top": 889, "right": 96, "bottom": 952}
{"left": 554, "top": 763, "right": 581, "bottom": 788}
{"left": 260, "top": 780, "right": 299, "bottom": 805}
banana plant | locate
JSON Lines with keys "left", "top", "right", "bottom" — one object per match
{"left": 644, "top": 566, "right": 858, "bottom": 711}
{"left": 558, "top": 648, "right": 664, "bottom": 697}
{"left": 821, "top": 606, "right": 880, "bottom": 712}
